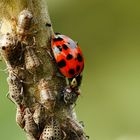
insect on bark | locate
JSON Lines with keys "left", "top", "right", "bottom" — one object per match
{"left": 39, "top": 117, "right": 63, "bottom": 140}
{"left": 24, "top": 108, "right": 39, "bottom": 138}
{"left": 33, "top": 104, "right": 47, "bottom": 131}
{"left": 24, "top": 40, "right": 40, "bottom": 71}
{"left": 16, "top": 9, "right": 33, "bottom": 41}
{"left": 0, "top": 33, "right": 23, "bottom": 67}
{"left": 66, "top": 117, "right": 84, "bottom": 138}
{"left": 7, "top": 69, "right": 24, "bottom": 107}
{"left": 35, "top": 79, "right": 55, "bottom": 112}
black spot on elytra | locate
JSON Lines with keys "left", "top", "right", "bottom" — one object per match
{"left": 77, "top": 53, "right": 83, "bottom": 62}
{"left": 62, "top": 44, "right": 68, "bottom": 50}
{"left": 57, "top": 45, "right": 62, "bottom": 51}
{"left": 57, "top": 59, "right": 66, "bottom": 68}
{"left": 68, "top": 69, "right": 75, "bottom": 75}
{"left": 66, "top": 54, "right": 73, "bottom": 60}
{"left": 76, "top": 65, "right": 80, "bottom": 72}
{"left": 53, "top": 37, "right": 63, "bottom": 42}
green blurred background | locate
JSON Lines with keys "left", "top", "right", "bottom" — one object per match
{"left": 1, "top": 0, "right": 140, "bottom": 140}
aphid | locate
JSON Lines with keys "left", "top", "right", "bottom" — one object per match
{"left": 0, "top": 33, "right": 23, "bottom": 67}
{"left": 33, "top": 104, "right": 47, "bottom": 131}
{"left": 11, "top": 9, "right": 33, "bottom": 42}
{"left": 7, "top": 70, "right": 24, "bottom": 107}
{"left": 24, "top": 45, "right": 40, "bottom": 70}
{"left": 35, "top": 79, "right": 55, "bottom": 112}
{"left": 16, "top": 107, "right": 25, "bottom": 128}
{"left": 24, "top": 108, "right": 38, "bottom": 138}
{"left": 66, "top": 117, "right": 84, "bottom": 138}
{"left": 17, "top": 9, "right": 33, "bottom": 37}
{"left": 51, "top": 34, "right": 84, "bottom": 78}
{"left": 39, "top": 117, "right": 63, "bottom": 140}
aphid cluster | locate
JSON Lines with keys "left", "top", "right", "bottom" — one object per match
{"left": 0, "top": 9, "right": 42, "bottom": 139}
{"left": 0, "top": 8, "right": 87, "bottom": 140}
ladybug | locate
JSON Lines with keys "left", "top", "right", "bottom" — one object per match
{"left": 51, "top": 33, "right": 84, "bottom": 78}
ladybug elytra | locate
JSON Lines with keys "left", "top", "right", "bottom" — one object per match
{"left": 51, "top": 34, "right": 84, "bottom": 78}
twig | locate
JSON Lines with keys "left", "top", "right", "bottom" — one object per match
{"left": 0, "top": 0, "right": 87, "bottom": 140}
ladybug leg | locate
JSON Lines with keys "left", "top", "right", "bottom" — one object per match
{"left": 46, "top": 50, "right": 54, "bottom": 60}
{"left": 55, "top": 71, "right": 64, "bottom": 78}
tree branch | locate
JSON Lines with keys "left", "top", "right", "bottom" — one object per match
{"left": 0, "top": 0, "right": 87, "bottom": 140}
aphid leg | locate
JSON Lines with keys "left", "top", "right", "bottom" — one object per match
{"left": 86, "top": 135, "right": 90, "bottom": 139}
{"left": 62, "top": 130, "right": 67, "bottom": 140}
{"left": 46, "top": 50, "right": 54, "bottom": 60}
{"left": 16, "top": 107, "right": 25, "bottom": 128}
{"left": 11, "top": 16, "right": 17, "bottom": 34}
{"left": 24, "top": 108, "right": 39, "bottom": 138}
{"left": 0, "top": 67, "right": 8, "bottom": 72}
{"left": 6, "top": 92, "right": 10, "bottom": 100}
{"left": 79, "top": 121, "right": 84, "bottom": 128}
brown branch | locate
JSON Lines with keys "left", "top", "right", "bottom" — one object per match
{"left": 0, "top": 0, "right": 87, "bottom": 140}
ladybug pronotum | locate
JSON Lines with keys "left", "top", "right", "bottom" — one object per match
{"left": 51, "top": 34, "right": 84, "bottom": 78}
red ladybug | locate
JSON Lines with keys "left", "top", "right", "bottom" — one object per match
{"left": 51, "top": 34, "right": 84, "bottom": 78}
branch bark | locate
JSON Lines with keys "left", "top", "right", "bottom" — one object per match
{"left": 0, "top": 0, "right": 87, "bottom": 140}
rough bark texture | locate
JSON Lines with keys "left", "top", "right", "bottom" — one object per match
{"left": 0, "top": 0, "right": 87, "bottom": 140}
